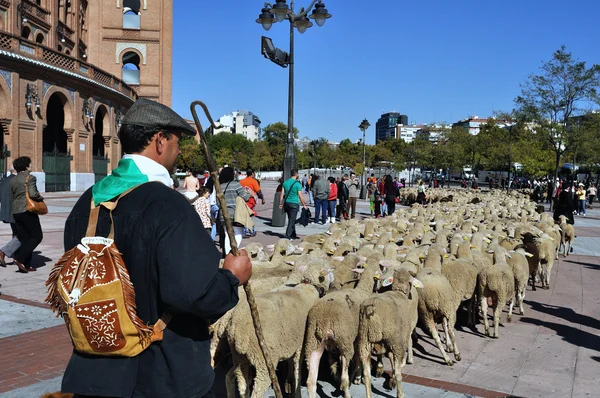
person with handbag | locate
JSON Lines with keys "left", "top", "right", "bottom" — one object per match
{"left": 0, "top": 168, "right": 20, "bottom": 267}
{"left": 217, "top": 167, "right": 250, "bottom": 256}
{"left": 9, "top": 156, "right": 45, "bottom": 273}
{"left": 279, "top": 169, "right": 307, "bottom": 240}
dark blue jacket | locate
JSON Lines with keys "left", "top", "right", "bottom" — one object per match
{"left": 61, "top": 182, "right": 239, "bottom": 397}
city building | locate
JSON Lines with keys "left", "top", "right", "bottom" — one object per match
{"left": 415, "top": 123, "right": 450, "bottom": 142}
{"left": 375, "top": 112, "right": 401, "bottom": 142}
{"left": 396, "top": 124, "right": 422, "bottom": 143}
{"left": 399, "top": 114, "right": 408, "bottom": 126}
{"left": 0, "top": 0, "right": 173, "bottom": 191}
{"left": 214, "top": 110, "right": 261, "bottom": 141}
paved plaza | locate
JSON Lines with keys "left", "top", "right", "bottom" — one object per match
{"left": 1, "top": 181, "right": 600, "bottom": 397}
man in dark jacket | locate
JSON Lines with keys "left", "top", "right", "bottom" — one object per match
{"left": 0, "top": 168, "right": 20, "bottom": 266}
{"left": 60, "top": 99, "right": 252, "bottom": 398}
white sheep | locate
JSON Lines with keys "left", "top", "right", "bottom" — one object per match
{"left": 358, "top": 268, "right": 423, "bottom": 398}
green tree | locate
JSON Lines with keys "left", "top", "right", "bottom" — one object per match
{"left": 515, "top": 46, "right": 600, "bottom": 180}
{"left": 262, "top": 122, "right": 300, "bottom": 170}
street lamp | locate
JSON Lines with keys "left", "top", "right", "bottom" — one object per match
{"left": 359, "top": 118, "right": 370, "bottom": 199}
{"left": 256, "top": 0, "right": 332, "bottom": 181}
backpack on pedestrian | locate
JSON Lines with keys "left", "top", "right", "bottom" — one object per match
{"left": 45, "top": 185, "right": 171, "bottom": 357}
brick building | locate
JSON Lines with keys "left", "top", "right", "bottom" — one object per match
{"left": 0, "top": 0, "right": 172, "bottom": 191}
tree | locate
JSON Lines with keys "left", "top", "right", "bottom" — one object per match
{"left": 515, "top": 46, "right": 600, "bottom": 180}
{"left": 262, "top": 122, "right": 300, "bottom": 170}
{"left": 176, "top": 137, "right": 204, "bottom": 172}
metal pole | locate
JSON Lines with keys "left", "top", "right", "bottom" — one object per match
{"left": 361, "top": 128, "right": 366, "bottom": 199}
{"left": 283, "top": 4, "right": 296, "bottom": 181}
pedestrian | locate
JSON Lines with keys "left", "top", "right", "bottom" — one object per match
{"left": 193, "top": 186, "right": 213, "bottom": 234}
{"left": 279, "top": 169, "right": 307, "bottom": 240}
{"left": 554, "top": 186, "right": 576, "bottom": 225}
{"left": 327, "top": 176, "right": 338, "bottom": 223}
{"left": 587, "top": 184, "right": 596, "bottom": 209}
{"left": 59, "top": 98, "right": 252, "bottom": 397}
{"left": 368, "top": 183, "right": 375, "bottom": 216}
{"left": 307, "top": 174, "right": 314, "bottom": 205}
{"left": 10, "top": 156, "right": 45, "bottom": 273}
{"left": 240, "top": 168, "right": 265, "bottom": 237}
{"left": 302, "top": 174, "right": 308, "bottom": 193}
{"left": 346, "top": 173, "right": 360, "bottom": 219}
{"left": 311, "top": 174, "right": 329, "bottom": 224}
{"left": 204, "top": 177, "right": 219, "bottom": 242}
{"left": 382, "top": 175, "right": 397, "bottom": 215}
{"left": 183, "top": 170, "right": 200, "bottom": 199}
{"left": 576, "top": 183, "right": 586, "bottom": 216}
{"left": 417, "top": 180, "right": 427, "bottom": 205}
{"left": 337, "top": 174, "right": 349, "bottom": 220}
{"left": 374, "top": 193, "right": 382, "bottom": 218}
{"left": 218, "top": 167, "right": 251, "bottom": 256}
{"left": 0, "top": 168, "right": 20, "bottom": 267}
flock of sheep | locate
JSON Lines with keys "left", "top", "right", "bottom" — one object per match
{"left": 212, "top": 188, "right": 576, "bottom": 398}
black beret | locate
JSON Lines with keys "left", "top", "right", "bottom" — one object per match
{"left": 121, "top": 98, "right": 196, "bottom": 135}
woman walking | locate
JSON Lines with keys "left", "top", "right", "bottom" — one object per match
{"left": 10, "top": 157, "right": 44, "bottom": 273}
{"left": 417, "top": 180, "right": 427, "bottom": 205}
{"left": 327, "top": 176, "right": 338, "bottom": 223}
{"left": 183, "top": 170, "right": 200, "bottom": 200}
{"left": 382, "top": 175, "right": 397, "bottom": 215}
{"left": 217, "top": 167, "right": 250, "bottom": 256}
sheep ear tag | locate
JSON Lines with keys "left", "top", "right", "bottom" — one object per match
{"left": 382, "top": 276, "right": 394, "bottom": 287}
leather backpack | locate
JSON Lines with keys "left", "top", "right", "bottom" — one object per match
{"left": 46, "top": 186, "right": 170, "bottom": 357}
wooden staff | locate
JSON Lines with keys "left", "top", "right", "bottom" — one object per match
{"left": 190, "top": 101, "right": 283, "bottom": 398}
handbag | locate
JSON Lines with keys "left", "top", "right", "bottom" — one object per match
{"left": 25, "top": 175, "right": 48, "bottom": 215}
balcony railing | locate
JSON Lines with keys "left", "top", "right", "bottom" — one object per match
{"left": 0, "top": 31, "right": 137, "bottom": 101}
{"left": 20, "top": 0, "right": 51, "bottom": 28}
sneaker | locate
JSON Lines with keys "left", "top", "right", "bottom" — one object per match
{"left": 583, "top": 214, "right": 586, "bottom": 217}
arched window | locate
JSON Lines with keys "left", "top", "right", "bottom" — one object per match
{"left": 123, "top": 0, "right": 141, "bottom": 29}
{"left": 21, "top": 26, "right": 31, "bottom": 40}
{"left": 58, "top": 44, "right": 63, "bottom": 52}
{"left": 122, "top": 51, "right": 140, "bottom": 84}
{"left": 65, "top": 49, "right": 71, "bottom": 55}
{"left": 35, "top": 33, "right": 44, "bottom": 44}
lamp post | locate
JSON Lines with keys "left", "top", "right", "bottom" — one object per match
{"left": 256, "top": 0, "right": 332, "bottom": 181}
{"left": 359, "top": 119, "right": 370, "bottom": 199}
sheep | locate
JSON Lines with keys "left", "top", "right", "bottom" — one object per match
{"left": 244, "top": 242, "right": 267, "bottom": 261}
{"left": 478, "top": 246, "right": 515, "bottom": 338}
{"left": 226, "top": 282, "right": 327, "bottom": 398}
{"left": 441, "top": 241, "right": 480, "bottom": 327}
{"left": 507, "top": 248, "right": 531, "bottom": 316}
{"left": 209, "top": 276, "right": 287, "bottom": 367}
{"left": 304, "top": 259, "right": 380, "bottom": 398}
{"left": 358, "top": 268, "right": 424, "bottom": 398}
{"left": 558, "top": 215, "right": 575, "bottom": 256}
{"left": 521, "top": 232, "right": 556, "bottom": 289}
{"left": 415, "top": 268, "right": 461, "bottom": 365}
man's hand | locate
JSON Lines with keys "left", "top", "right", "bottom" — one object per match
{"left": 262, "top": 198, "right": 266, "bottom": 205}
{"left": 223, "top": 249, "right": 252, "bottom": 285}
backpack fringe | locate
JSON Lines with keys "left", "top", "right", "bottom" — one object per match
{"left": 109, "top": 245, "right": 154, "bottom": 346}
{"left": 45, "top": 247, "right": 76, "bottom": 315}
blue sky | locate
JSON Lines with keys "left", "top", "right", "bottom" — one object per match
{"left": 172, "top": 0, "right": 600, "bottom": 145}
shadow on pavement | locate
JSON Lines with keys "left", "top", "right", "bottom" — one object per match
{"left": 520, "top": 317, "right": 600, "bottom": 352}
{"left": 564, "top": 259, "right": 600, "bottom": 271}
{"left": 32, "top": 251, "right": 53, "bottom": 269}
{"left": 523, "top": 300, "right": 600, "bottom": 330}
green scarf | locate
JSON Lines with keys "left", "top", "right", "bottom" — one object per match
{"left": 91, "top": 158, "right": 149, "bottom": 206}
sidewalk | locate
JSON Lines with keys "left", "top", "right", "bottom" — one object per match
{"left": 1, "top": 183, "right": 599, "bottom": 397}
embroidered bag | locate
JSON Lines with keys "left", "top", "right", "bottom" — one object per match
{"left": 45, "top": 185, "right": 171, "bottom": 357}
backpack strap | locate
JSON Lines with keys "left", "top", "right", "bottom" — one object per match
{"left": 85, "top": 184, "right": 145, "bottom": 239}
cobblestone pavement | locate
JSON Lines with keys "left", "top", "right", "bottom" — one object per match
{"left": 1, "top": 183, "right": 599, "bottom": 397}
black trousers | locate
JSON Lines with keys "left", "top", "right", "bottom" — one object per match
{"left": 12, "top": 211, "right": 43, "bottom": 268}
{"left": 285, "top": 203, "right": 299, "bottom": 239}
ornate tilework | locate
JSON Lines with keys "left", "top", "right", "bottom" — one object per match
{"left": 42, "top": 81, "right": 52, "bottom": 99}
{"left": 0, "top": 68, "right": 12, "bottom": 93}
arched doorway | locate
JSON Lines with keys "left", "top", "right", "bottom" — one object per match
{"left": 92, "top": 106, "right": 110, "bottom": 182}
{"left": 42, "top": 93, "right": 71, "bottom": 191}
